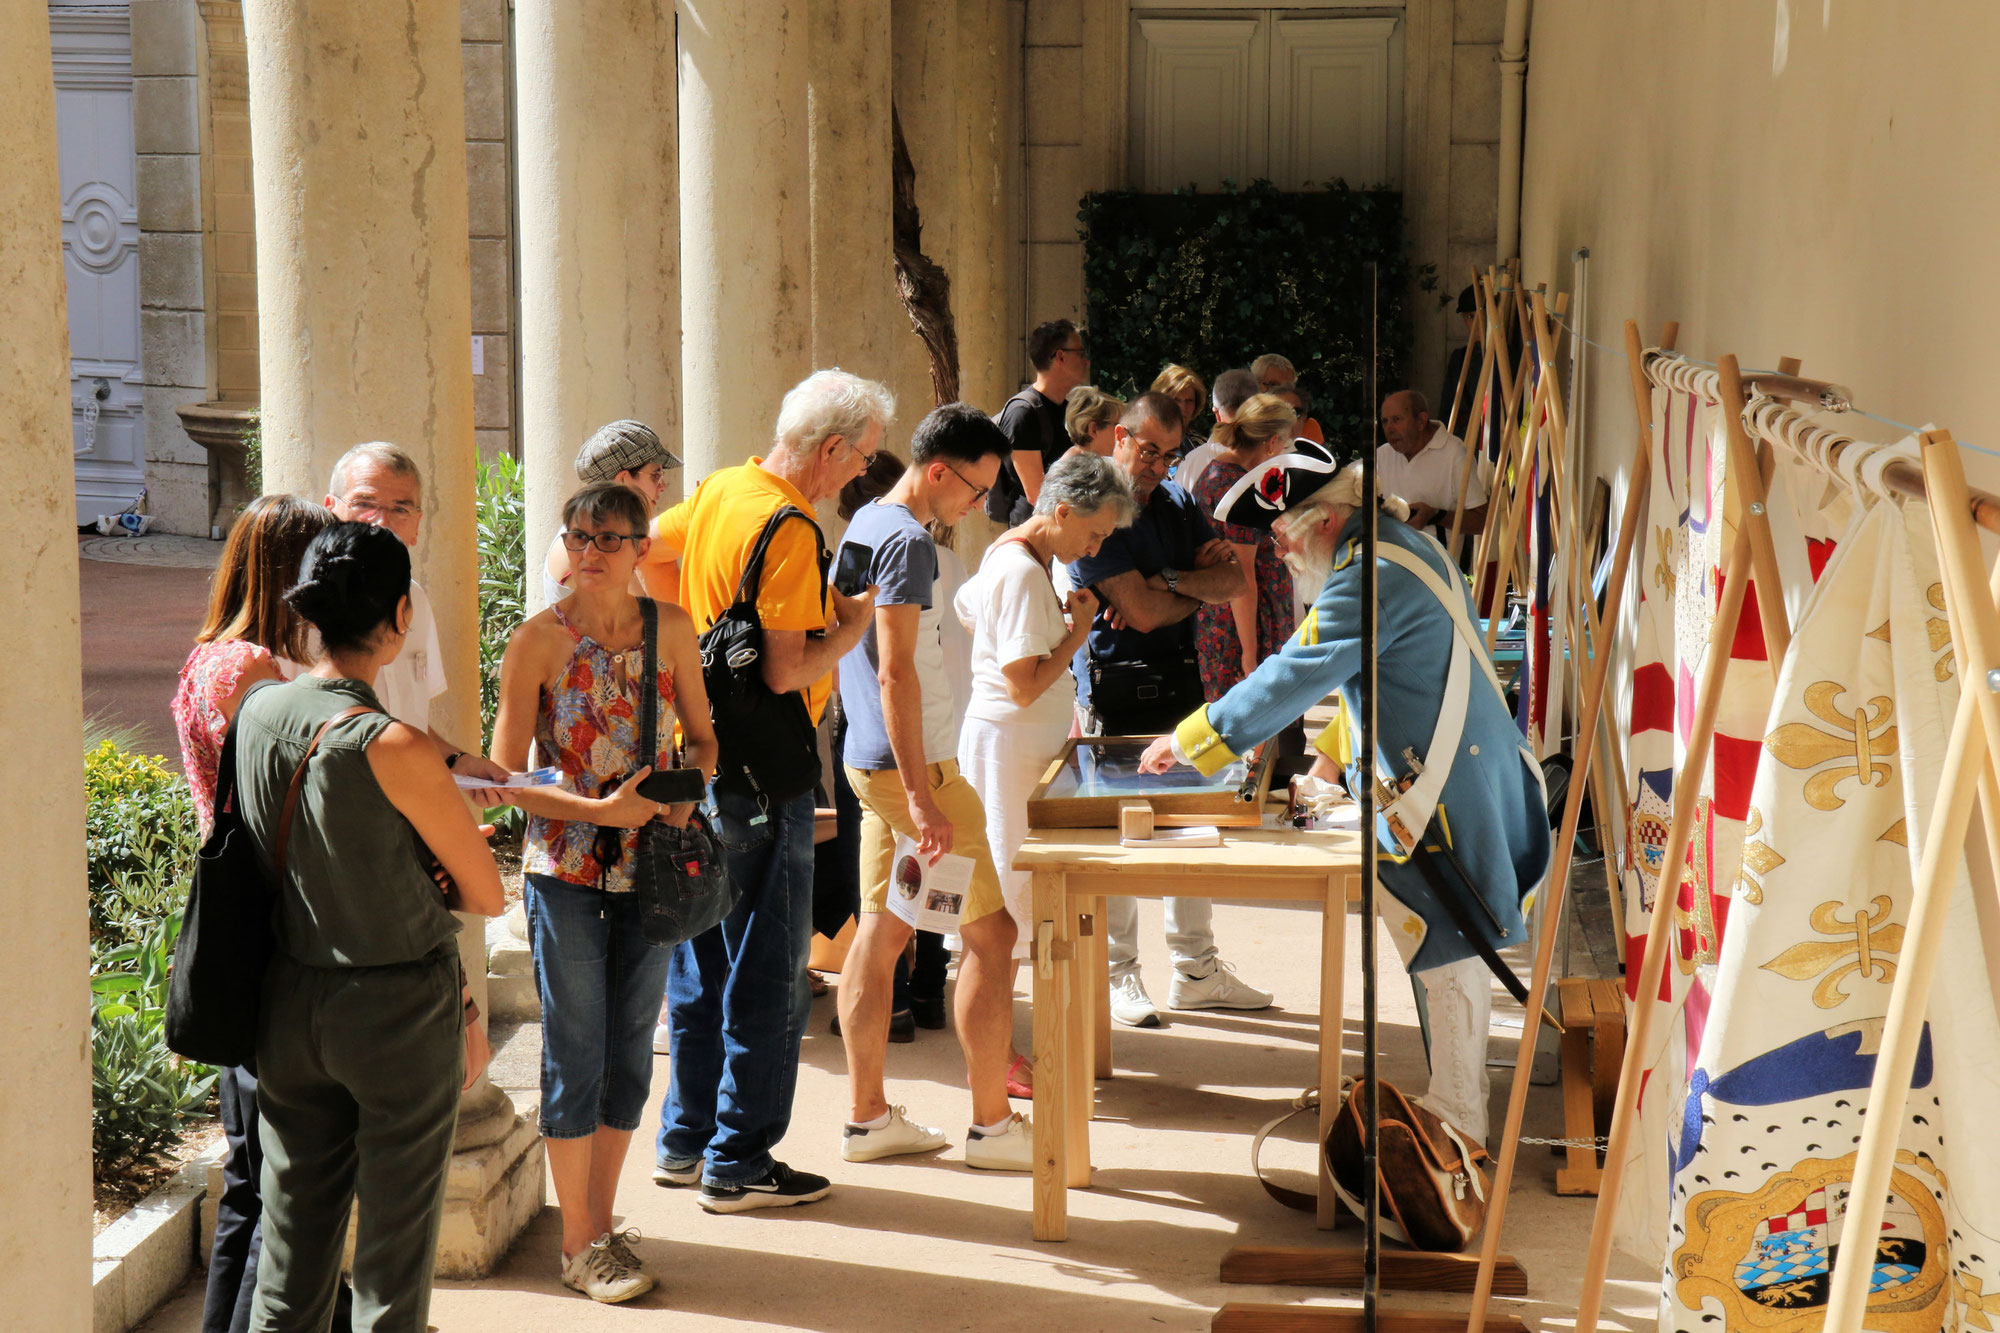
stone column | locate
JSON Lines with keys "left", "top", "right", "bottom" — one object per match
{"left": 680, "top": 0, "right": 812, "bottom": 476}
{"left": 808, "top": 0, "right": 904, "bottom": 421}
{"left": 243, "top": 0, "right": 540, "bottom": 1277}
{"left": 515, "top": 0, "right": 680, "bottom": 610}
{"left": 953, "top": 0, "right": 1011, "bottom": 415}
{"left": 0, "top": 6, "right": 92, "bottom": 1326}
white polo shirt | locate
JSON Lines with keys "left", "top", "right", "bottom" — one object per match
{"left": 1375, "top": 427, "right": 1489, "bottom": 526}
{"left": 285, "top": 577, "right": 447, "bottom": 731}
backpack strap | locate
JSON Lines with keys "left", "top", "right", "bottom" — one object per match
{"left": 638, "top": 597, "right": 660, "bottom": 768}
{"left": 273, "top": 704, "right": 376, "bottom": 878}
{"left": 725, "top": 505, "right": 827, "bottom": 624}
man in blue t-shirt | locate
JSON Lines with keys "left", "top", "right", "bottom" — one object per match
{"left": 834, "top": 403, "right": 1034, "bottom": 1172}
{"left": 1064, "top": 392, "right": 1274, "bottom": 1025}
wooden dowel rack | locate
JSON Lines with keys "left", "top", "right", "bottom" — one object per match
{"left": 1644, "top": 349, "right": 2000, "bottom": 537}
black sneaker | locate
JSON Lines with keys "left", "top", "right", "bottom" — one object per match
{"left": 697, "top": 1162, "right": 832, "bottom": 1214}
{"left": 909, "top": 996, "right": 947, "bottom": 1030}
{"left": 889, "top": 1009, "right": 916, "bottom": 1043}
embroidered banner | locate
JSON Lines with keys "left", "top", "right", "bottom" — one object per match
{"left": 1657, "top": 438, "right": 2000, "bottom": 1331}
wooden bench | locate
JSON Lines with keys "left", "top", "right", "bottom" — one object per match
{"left": 1553, "top": 977, "right": 1626, "bottom": 1196}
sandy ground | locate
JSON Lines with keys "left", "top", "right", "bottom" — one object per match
{"left": 136, "top": 901, "right": 1660, "bottom": 1331}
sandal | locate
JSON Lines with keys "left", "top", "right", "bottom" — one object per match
{"left": 1006, "top": 1053, "right": 1034, "bottom": 1100}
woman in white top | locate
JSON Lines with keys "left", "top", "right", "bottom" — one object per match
{"left": 955, "top": 451, "right": 1135, "bottom": 1091}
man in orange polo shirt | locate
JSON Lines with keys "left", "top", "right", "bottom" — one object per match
{"left": 641, "top": 369, "right": 888, "bottom": 1213}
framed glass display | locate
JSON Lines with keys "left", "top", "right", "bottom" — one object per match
{"left": 1025, "top": 735, "right": 1278, "bottom": 829}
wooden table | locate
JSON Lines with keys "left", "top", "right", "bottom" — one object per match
{"left": 1017, "top": 824, "right": 1363, "bottom": 1241}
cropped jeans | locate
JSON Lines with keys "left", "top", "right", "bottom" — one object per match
{"left": 656, "top": 786, "right": 817, "bottom": 1187}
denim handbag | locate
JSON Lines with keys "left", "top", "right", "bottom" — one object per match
{"left": 632, "top": 598, "right": 740, "bottom": 947}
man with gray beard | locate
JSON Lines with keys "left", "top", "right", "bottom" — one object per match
{"left": 1137, "top": 444, "right": 1550, "bottom": 1146}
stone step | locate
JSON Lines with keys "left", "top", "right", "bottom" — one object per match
{"left": 486, "top": 909, "right": 539, "bottom": 1022}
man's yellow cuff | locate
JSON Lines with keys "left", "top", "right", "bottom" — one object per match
{"left": 1176, "top": 705, "right": 1240, "bottom": 778}
{"left": 1312, "top": 695, "right": 1354, "bottom": 767}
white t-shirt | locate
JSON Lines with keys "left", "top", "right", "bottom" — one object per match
{"left": 1376, "top": 427, "right": 1490, "bottom": 525}
{"left": 957, "top": 537, "right": 1075, "bottom": 729}
{"left": 934, "top": 543, "right": 973, "bottom": 731}
{"left": 1173, "top": 440, "right": 1222, "bottom": 495}
{"left": 378, "top": 579, "right": 448, "bottom": 728}
{"left": 285, "top": 577, "right": 447, "bottom": 731}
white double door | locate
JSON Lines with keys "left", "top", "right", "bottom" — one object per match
{"left": 53, "top": 4, "right": 147, "bottom": 523}
{"left": 1130, "top": 9, "right": 1402, "bottom": 193}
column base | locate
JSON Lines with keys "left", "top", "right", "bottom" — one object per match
{"left": 434, "top": 1082, "right": 545, "bottom": 1279}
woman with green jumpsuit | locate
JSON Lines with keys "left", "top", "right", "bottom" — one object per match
{"left": 233, "top": 521, "right": 506, "bottom": 1330}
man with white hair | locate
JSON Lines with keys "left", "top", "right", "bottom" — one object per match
{"left": 1138, "top": 444, "right": 1551, "bottom": 1145}
{"left": 639, "top": 369, "right": 885, "bottom": 1213}
{"left": 1378, "top": 389, "right": 1488, "bottom": 539}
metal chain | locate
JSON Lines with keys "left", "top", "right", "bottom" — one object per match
{"left": 1517, "top": 1134, "right": 1610, "bottom": 1148}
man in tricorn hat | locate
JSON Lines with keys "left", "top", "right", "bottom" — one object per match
{"left": 1139, "top": 442, "right": 1550, "bottom": 1143}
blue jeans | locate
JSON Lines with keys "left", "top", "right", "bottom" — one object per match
{"left": 656, "top": 786, "right": 816, "bottom": 1186}
{"left": 526, "top": 876, "right": 675, "bottom": 1139}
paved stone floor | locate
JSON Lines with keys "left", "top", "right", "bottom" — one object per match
{"left": 136, "top": 895, "right": 1659, "bottom": 1332}
{"left": 79, "top": 536, "right": 218, "bottom": 764}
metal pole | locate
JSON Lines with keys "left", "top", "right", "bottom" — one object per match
{"left": 1361, "top": 260, "right": 1380, "bottom": 1331}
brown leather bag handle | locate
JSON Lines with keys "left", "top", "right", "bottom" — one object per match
{"left": 273, "top": 705, "right": 375, "bottom": 877}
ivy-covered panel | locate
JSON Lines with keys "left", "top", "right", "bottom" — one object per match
{"left": 1079, "top": 181, "right": 1430, "bottom": 461}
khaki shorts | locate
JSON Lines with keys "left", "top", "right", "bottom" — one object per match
{"left": 846, "top": 759, "right": 1009, "bottom": 926}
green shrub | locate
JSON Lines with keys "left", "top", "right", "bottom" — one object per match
{"left": 476, "top": 455, "right": 527, "bottom": 835}
{"left": 85, "top": 739, "right": 200, "bottom": 951}
{"left": 84, "top": 739, "right": 213, "bottom": 1171}
{"left": 92, "top": 914, "right": 214, "bottom": 1172}
{"left": 1079, "top": 180, "right": 1434, "bottom": 459}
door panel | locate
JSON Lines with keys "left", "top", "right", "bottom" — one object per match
{"left": 1270, "top": 16, "right": 1399, "bottom": 189}
{"left": 1130, "top": 16, "right": 1266, "bottom": 192}
{"left": 52, "top": 9, "right": 147, "bottom": 523}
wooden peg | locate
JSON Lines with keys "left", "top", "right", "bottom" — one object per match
{"left": 1118, "top": 799, "right": 1154, "bottom": 841}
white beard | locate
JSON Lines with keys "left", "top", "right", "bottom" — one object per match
{"left": 1282, "top": 544, "right": 1333, "bottom": 598}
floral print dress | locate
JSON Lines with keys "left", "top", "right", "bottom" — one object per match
{"left": 523, "top": 603, "right": 677, "bottom": 893}
{"left": 172, "top": 637, "right": 276, "bottom": 834}
{"left": 1193, "top": 459, "right": 1297, "bottom": 700}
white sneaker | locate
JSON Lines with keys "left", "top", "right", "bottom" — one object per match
{"left": 1110, "top": 973, "right": 1164, "bottom": 1028}
{"left": 652, "top": 1024, "right": 671, "bottom": 1055}
{"left": 841, "top": 1105, "right": 948, "bottom": 1162}
{"left": 1168, "top": 959, "right": 1274, "bottom": 1011}
{"left": 965, "top": 1114, "right": 1034, "bottom": 1171}
{"left": 562, "top": 1233, "right": 654, "bottom": 1304}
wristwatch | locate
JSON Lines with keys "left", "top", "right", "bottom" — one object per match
{"left": 1163, "top": 567, "right": 1181, "bottom": 594}
{"left": 444, "top": 750, "right": 465, "bottom": 771}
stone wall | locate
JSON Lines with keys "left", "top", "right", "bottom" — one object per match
{"left": 132, "top": 0, "right": 211, "bottom": 535}
{"left": 462, "top": 0, "right": 516, "bottom": 464}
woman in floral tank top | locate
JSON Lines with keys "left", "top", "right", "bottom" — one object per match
{"left": 490, "top": 481, "right": 717, "bottom": 1304}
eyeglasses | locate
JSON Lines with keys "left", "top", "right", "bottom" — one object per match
{"left": 1132, "top": 445, "right": 1168, "bottom": 468}
{"left": 1057, "top": 343, "right": 1089, "bottom": 360}
{"left": 833, "top": 435, "right": 878, "bottom": 465}
{"left": 345, "top": 498, "right": 423, "bottom": 521}
{"left": 561, "top": 529, "right": 647, "bottom": 553}
{"left": 939, "top": 460, "right": 990, "bottom": 502}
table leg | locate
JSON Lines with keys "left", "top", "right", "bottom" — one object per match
{"left": 1063, "top": 888, "right": 1092, "bottom": 1187}
{"left": 1091, "top": 894, "right": 1111, "bottom": 1085}
{"left": 1032, "top": 870, "right": 1068, "bottom": 1241}
{"left": 1317, "top": 872, "right": 1352, "bottom": 1229}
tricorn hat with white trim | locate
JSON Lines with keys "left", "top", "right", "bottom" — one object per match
{"left": 1213, "top": 439, "right": 1342, "bottom": 532}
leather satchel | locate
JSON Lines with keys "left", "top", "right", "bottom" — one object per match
{"left": 166, "top": 695, "right": 370, "bottom": 1067}
{"left": 1251, "top": 1078, "right": 1491, "bottom": 1253}
{"left": 632, "top": 596, "right": 740, "bottom": 947}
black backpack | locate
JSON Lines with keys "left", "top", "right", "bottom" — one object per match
{"left": 984, "top": 387, "right": 1059, "bottom": 523}
{"left": 698, "top": 505, "right": 827, "bottom": 803}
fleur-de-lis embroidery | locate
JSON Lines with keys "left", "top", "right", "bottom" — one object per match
{"left": 1929, "top": 582, "right": 1955, "bottom": 682}
{"left": 1760, "top": 895, "right": 1905, "bottom": 1008}
{"left": 1764, "top": 681, "right": 1897, "bottom": 811}
{"left": 1653, "top": 526, "right": 1677, "bottom": 600}
{"left": 1735, "top": 806, "right": 1784, "bottom": 907}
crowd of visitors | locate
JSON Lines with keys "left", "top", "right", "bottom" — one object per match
{"left": 166, "top": 328, "right": 1497, "bottom": 1315}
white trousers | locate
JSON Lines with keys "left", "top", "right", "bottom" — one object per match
{"left": 1104, "top": 895, "right": 1219, "bottom": 981}
{"left": 1418, "top": 954, "right": 1493, "bottom": 1145}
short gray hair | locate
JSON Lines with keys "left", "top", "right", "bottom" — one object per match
{"left": 1035, "top": 450, "right": 1136, "bottom": 525}
{"left": 773, "top": 369, "right": 895, "bottom": 457}
{"left": 329, "top": 442, "right": 421, "bottom": 498}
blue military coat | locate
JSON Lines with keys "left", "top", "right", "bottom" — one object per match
{"left": 1174, "top": 510, "right": 1551, "bottom": 972}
